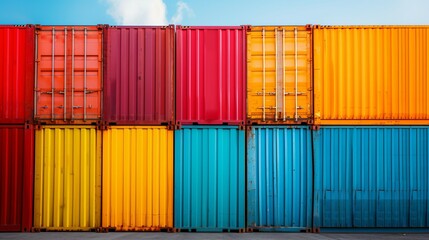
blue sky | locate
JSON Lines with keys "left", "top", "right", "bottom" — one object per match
{"left": 1, "top": 0, "right": 429, "bottom": 25}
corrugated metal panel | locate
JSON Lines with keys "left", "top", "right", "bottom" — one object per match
{"left": 247, "top": 126, "right": 312, "bottom": 231}
{"left": 103, "top": 26, "right": 174, "bottom": 125}
{"left": 0, "top": 26, "right": 34, "bottom": 124}
{"left": 102, "top": 126, "right": 173, "bottom": 231}
{"left": 174, "top": 126, "right": 245, "bottom": 231}
{"left": 313, "top": 126, "right": 429, "bottom": 229}
{"left": 0, "top": 125, "right": 34, "bottom": 232}
{"left": 247, "top": 26, "right": 313, "bottom": 125}
{"left": 176, "top": 26, "right": 246, "bottom": 125}
{"left": 34, "top": 26, "right": 103, "bottom": 124}
{"left": 314, "top": 26, "right": 429, "bottom": 125}
{"left": 33, "top": 126, "right": 101, "bottom": 231}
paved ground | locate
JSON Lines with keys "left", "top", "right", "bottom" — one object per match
{"left": 1, "top": 233, "right": 429, "bottom": 240}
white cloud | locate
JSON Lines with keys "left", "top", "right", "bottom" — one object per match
{"left": 104, "top": 0, "right": 192, "bottom": 25}
{"left": 171, "top": 1, "right": 193, "bottom": 24}
{"left": 105, "top": 0, "right": 167, "bottom": 25}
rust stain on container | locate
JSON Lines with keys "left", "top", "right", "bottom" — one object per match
{"left": 34, "top": 26, "right": 103, "bottom": 124}
{"left": 176, "top": 26, "right": 246, "bottom": 125}
{"left": 0, "top": 125, "right": 34, "bottom": 232}
{"left": 103, "top": 26, "right": 174, "bottom": 125}
{"left": 247, "top": 26, "right": 313, "bottom": 125}
{"left": 314, "top": 26, "right": 429, "bottom": 125}
{"left": 0, "top": 26, "right": 34, "bottom": 124}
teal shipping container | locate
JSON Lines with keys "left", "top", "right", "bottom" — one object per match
{"left": 174, "top": 126, "right": 245, "bottom": 232}
{"left": 247, "top": 126, "right": 313, "bottom": 232}
{"left": 313, "top": 126, "right": 429, "bottom": 231}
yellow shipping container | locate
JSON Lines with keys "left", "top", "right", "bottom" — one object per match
{"left": 247, "top": 26, "right": 313, "bottom": 124}
{"left": 314, "top": 26, "right": 429, "bottom": 125}
{"left": 102, "top": 126, "right": 173, "bottom": 231}
{"left": 33, "top": 126, "right": 101, "bottom": 231}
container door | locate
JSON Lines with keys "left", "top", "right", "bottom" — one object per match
{"left": 247, "top": 26, "right": 312, "bottom": 124}
{"left": 34, "top": 26, "right": 102, "bottom": 123}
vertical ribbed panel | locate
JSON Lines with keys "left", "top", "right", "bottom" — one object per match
{"left": 313, "top": 126, "right": 429, "bottom": 228}
{"left": 103, "top": 26, "right": 174, "bottom": 125}
{"left": 0, "top": 126, "right": 34, "bottom": 232}
{"left": 102, "top": 126, "right": 173, "bottom": 231}
{"left": 0, "top": 26, "right": 34, "bottom": 124}
{"left": 247, "top": 126, "right": 312, "bottom": 231}
{"left": 34, "top": 126, "right": 101, "bottom": 230}
{"left": 176, "top": 26, "right": 246, "bottom": 125}
{"left": 314, "top": 26, "right": 429, "bottom": 125}
{"left": 247, "top": 26, "right": 313, "bottom": 124}
{"left": 174, "top": 126, "right": 245, "bottom": 231}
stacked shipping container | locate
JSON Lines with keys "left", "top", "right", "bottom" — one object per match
{"left": 101, "top": 26, "right": 175, "bottom": 232}
{"left": 0, "top": 25, "right": 35, "bottom": 232}
{"left": 0, "top": 23, "right": 429, "bottom": 233}
{"left": 32, "top": 25, "right": 104, "bottom": 231}
{"left": 312, "top": 26, "right": 429, "bottom": 231}
{"left": 245, "top": 26, "right": 314, "bottom": 232}
{"left": 174, "top": 26, "right": 247, "bottom": 232}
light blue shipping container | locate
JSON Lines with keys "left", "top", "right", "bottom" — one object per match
{"left": 247, "top": 126, "right": 313, "bottom": 232}
{"left": 174, "top": 126, "right": 245, "bottom": 232}
{"left": 313, "top": 126, "right": 429, "bottom": 230}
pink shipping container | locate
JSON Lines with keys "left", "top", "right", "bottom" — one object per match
{"left": 103, "top": 26, "right": 174, "bottom": 125}
{"left": 0, "top": 25, "right": 34, "bottom": 124}
{"left": 0, "top": 125, "right": 34, "bottom": 232}
{"left": 176, "top": 26, "right": 246, "bottom": 125}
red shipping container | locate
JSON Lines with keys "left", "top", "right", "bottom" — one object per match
{"left": 0, "top": 125, "right": 34, "bottom": 232}
{"left": 0, "top": 26, "right": 34, "bottom": 124}
{"left": 34, "top": 26, "right": 103, "bottom": 124}
{"left": 176, "top": 26, "right": 246, "bottom": 125}
{"left": 103, "top": 26, "right": 174, "bottom": 125}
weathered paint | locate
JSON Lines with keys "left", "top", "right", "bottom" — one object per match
{"left": 313, "top": 126, "right": 429, "bottom": 229}
{"left": 103, "top": 26, "right": 174, "bottom": 125}
{"left": 34, "top": 26, "right": 103, "bottom": 124}
{"left": 247, "top": 26, "right": 313, "bottom": 124}
{"left": 314, "top": 26, "right": 429, "bottom": 125}
{"left": 0, "top": 125, "right": 34, "bottom": 232}
{"left": 247, "top": 126, "right": 313, "bottom": 231}
{"left": 102, "top": 126, "right": 173, "bottom": 231}
{"left": 33, "top": 126, "right": 101, "bottom": 231}
{"left": 174, "top": 126, "right": 245, "bottom": 231}
{"left": 0, "top": 26, "right": 34, "bottom": 124}
{"left": 176, "top": 26, "right": 246, "bottom": 125}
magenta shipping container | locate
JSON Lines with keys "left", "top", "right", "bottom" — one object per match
{"left": 176, "top": 26, "right": 246, "bottom": 125}
{"left": 104, "top": 26, "right": 174, "bottom": 125}
{"left": 0, "top": 25, "right": 34, "bottom": 124}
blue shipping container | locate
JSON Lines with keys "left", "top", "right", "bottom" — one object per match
{"left": 247, "top": 126, "right": 313, "bottom": 232}
{"left": 313, "top": 126, "right": 429, "bottom": 230}
{"left": 174, "top": 126, "right": 245, "bottom": 232}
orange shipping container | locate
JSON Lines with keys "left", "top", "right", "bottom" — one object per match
{"left": 247, "top": 26, "right": 313, "bottom": 124}
{"left": 34, "top": 26, "right": 103, "bottom": 124}
{"left": 314, "top": 26, "right": 429, "bottom": 125}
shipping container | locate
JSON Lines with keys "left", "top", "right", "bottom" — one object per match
{"left": 174, "top": 126, "right": 245, "bottom": 231}
{"left": 0, "top": 125, "right": 34, "bottom": 232}
{"left": 176, "top": 26, "right": 246, "bottom": 125}
{"left": 0, "top": 26, "right": 34, "bottom": 124}
{"left": 102, "top": 126, "right": 173, "bottom": 231}
{"left": 314, "top": 26, "right": 429, "bottom": 125}
{"left": 247, "top": 26, "right": 313, "bottom": 125}
{"left": 247, "top": 126, "right": 312, "bottom": 232}
{"left": 103, "top": 26, "right": 174, "bottom": 125}
{"left": 33, "top": 126, "right": 101, "bottom": 231}
{"left": 313, "top": 126, "right": 429, "bottom": 230}
{"left": 34, "top": 26, "right": 103, "bottom": 124}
